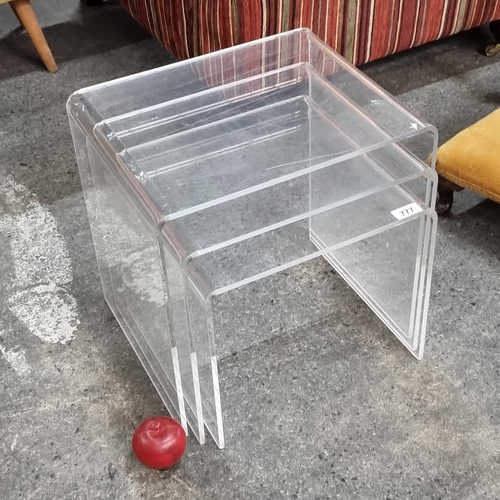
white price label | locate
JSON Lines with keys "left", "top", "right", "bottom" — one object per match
{"left": 391, "top": 202, "right": 423, "bottom": 220}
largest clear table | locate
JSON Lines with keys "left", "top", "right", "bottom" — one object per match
{"left": 67, "top": 28, "right": 438, "bottom": 449}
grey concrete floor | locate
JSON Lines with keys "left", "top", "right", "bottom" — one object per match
{"left": 1, "top": 3, "right": 500, "bottom": 499}
{"left": 0, "top": 0, "right": 82, "bottom": 38}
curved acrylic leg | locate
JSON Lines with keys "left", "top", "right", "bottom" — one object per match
{"left": 183, "top": 283, "right": 225, "bottom": 448}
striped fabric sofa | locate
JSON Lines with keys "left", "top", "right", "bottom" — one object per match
{"left": 117, "top": 0, "right": 500, "bottom": 65}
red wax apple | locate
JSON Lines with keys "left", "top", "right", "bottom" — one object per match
{"left": 132, "top": 416, "right": 186, "bottom": 470}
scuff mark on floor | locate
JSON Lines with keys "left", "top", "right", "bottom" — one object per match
{"left": 7, "top": 284, "right": 79, "bottom": 344}
{"left": 0, "top": 342, "right": 32, "bottom": 376}
{"left": 0, "top": 178, "right": 80, "bottom": 344}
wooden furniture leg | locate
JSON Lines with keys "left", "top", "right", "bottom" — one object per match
{"left": 9, "top": 0, "right": 57, "bottom": 72}
{"left": 436, "top": 175, "right": 464, "bottom": 216}
{"left": 491, "top": 19, "right": 500, "bottom": 42}
{"left": 486, "top": 19, "right": 500, "bottom": 57}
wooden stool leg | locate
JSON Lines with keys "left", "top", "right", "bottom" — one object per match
{"left": 491, "top": 19, "right": 500, "bottom": 43}
{"left": 437, "top": 175, "right": 464, "bottom": 216}
{"left": 486, "top": 20, "right": 500, "bottom": 57}
{"left": 9, "top": 0, "right": 57, "bottom": 72}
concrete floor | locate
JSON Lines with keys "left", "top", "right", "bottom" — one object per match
{"left": 1, "top": 2, "right": 500, "bottom": 499}
{"left": 0, "top": 0, "right": 81, "bottom": 38}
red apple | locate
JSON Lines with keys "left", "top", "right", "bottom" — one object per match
{"left": 132, "top": 416, "right": 186, "bottom": 469}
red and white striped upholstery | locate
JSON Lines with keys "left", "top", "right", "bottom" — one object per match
{"left": 118, "top": 0, "right": 500, "bottom": 65}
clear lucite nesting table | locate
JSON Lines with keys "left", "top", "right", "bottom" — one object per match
{"left": 68, "top": 28, "right": 438, "bottom": 449}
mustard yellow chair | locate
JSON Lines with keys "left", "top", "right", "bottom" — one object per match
{"left": 436, "top": 108, "right": 500, "bottom": 215}
{"left": 2, "top": 0, "right": 57, "bottom": 72}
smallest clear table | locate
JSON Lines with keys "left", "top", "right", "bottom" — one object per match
{"left": 68, "top": 28, "right": 438, "bottom": 449}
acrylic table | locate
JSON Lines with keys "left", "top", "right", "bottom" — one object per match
{"left": 68, "top": 29, "right": 438, "bottom": 449}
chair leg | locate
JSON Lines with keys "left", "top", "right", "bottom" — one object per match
{"left": 486, "top": 20, "right": 500, "bottom": 57}
{"left": 9, "top": 0, "right": 57, "bottom": 72}
{"left": 437, "top": 175, "right": 464, "bottom": 216}
{"left": 491, "top": 19, "right": 500, "bottom": 42}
